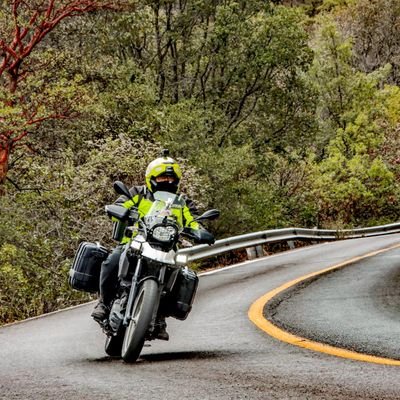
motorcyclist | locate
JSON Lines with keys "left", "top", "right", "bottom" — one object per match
{"left": 91, "top": 153, "right": 215, "bottom": 340}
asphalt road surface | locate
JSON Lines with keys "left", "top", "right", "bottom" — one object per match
{"left": 1, "top": 234, "right": 400, "bottom": 399}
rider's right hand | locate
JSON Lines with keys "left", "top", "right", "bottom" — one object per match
{"left": 183, "top": 227, "right": 215, "bottom": 245}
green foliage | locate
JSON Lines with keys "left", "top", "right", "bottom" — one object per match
{"left": 89, "top": 1, "right": 316, "bottom": 154}
{"left": 0, "top": 194, "right": 91, "bottom": 324}
{"left": 319, "top": 0, "right": 355, "bottom": 13}
{"left": 195, "top": 145, "right": 317, "bottom": 236}
{"left": 308, "top": 16, "right": 400, "bottom": 226}
{"left": 312, "top": 153, "right": 397, "bottom": 226}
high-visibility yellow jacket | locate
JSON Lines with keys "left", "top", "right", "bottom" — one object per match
{"left": 113, "top": 185, "right": 200, "bottom": 244}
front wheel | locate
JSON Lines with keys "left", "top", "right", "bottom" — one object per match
{"left": 121, "top": 279, "right": 159, "bottom": 362}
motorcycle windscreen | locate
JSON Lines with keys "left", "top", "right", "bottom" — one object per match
{"left": 145, "top": 191, "right": 186, "bottom": 227}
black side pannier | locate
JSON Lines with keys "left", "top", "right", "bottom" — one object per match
{"left": 168, "top": 267, "right": 199, "bottom": 320}
{"left": 69, "top": 242, "right": 108, "bottom": 293}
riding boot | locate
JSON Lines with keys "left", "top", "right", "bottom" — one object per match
{"left": 92, "top": 245, "right": 124, "bottom": 322}
{"left": 91, "top": 300, "right": 110, "bottom": 322}
{"left": 155, "top": 317, "right": 169, "bottom": 341}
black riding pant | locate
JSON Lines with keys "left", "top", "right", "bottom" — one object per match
{"left": 99, "top": 244, "right": 124, "bottom": 306}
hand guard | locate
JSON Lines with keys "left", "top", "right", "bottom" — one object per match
{"left": 183, "top": 227, "right": 215, "bottom": 245}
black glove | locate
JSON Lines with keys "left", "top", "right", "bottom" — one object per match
{"left": 184, "top": 228, "right": 215, "bottom": 245}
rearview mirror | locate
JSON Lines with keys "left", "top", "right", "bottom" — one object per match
{"left": 113, "top": 181, "right": 132, "bottom": 199}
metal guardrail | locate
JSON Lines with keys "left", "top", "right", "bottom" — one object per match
{"left": 178, "top": 222, "right": 400, "bottom": 262}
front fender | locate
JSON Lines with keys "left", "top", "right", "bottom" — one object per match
{"left": 138, "top": 276, "right": 159, "bottom": 286}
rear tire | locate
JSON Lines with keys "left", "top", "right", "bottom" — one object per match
{"left": 121, "top": 279, "right": 158, "bottom": 362}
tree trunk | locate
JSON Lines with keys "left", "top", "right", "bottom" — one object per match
{"left": 0, "top": 147, "right": 9, "bottom": 196}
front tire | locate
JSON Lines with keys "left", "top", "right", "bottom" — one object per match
{"left": 121, "top": 279, "right": 158, "bottom": 362}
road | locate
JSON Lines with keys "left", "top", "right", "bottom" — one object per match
{"left": 1, "top": 234, "right": 400, "bottom": 399}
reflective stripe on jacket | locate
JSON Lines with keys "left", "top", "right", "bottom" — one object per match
{"left": 115, "top": 185, "right": 200, "bottom": 244}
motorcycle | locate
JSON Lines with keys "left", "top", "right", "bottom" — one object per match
{"left": 99, "top": 181, "right": 219, "bottom": 362}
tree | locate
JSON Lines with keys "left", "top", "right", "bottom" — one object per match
{"left": 0, "top": 0, "right": 125, "bottom": 193}
{"left": 92, "top": 1, "right": 315, "bottom": 152}
{"left": 338, "top": 0, "right": 400, "bottom": 85}
{"left": 76, "top": 1, "right": 317, "bottom": 236}
{"left": 309, "top": 17, "right": 400, "bottom": 226}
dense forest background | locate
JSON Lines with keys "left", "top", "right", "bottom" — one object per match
{"left": 1, "top": 0, "right": 399, "bottom": 324}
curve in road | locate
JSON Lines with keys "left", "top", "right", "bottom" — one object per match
{"left": 249, "top": 242, "right": 400, "bottom": 366}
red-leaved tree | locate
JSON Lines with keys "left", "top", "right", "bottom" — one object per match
{"left": 0, "top": 0, "right": 124, "bottom": 193}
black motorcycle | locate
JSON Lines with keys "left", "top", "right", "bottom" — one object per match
{"left": 69, "top": 181, "right": 219, "bottom": 362}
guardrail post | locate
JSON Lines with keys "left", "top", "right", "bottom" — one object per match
{"left": 287, "top": 240, "right": 296, "bottom": 249}
{"left": 246, "top": 245, "right": 264, "bottom": 260}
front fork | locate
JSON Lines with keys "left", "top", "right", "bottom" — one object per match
{"left": 149, "top": 266, "right": 167, "bottom": 333}
{"left": 123, "top": 261, "right": 167, "bottom": 330}
{"left": 123, "top": 258, "right": 142, "bottom": 327}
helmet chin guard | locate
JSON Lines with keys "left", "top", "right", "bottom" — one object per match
{"left": 150, "top": 178, "right": 179, "bottom": 194}
{"left": 145, "top": 155, "right": 182, "bottom": 192}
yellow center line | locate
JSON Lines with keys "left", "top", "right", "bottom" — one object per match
{"left": 248, "top": 243, "right": 400, "bottom": 366}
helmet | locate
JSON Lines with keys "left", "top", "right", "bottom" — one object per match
{"left": 145, "top": 156, "right": 182, "bottom": 193}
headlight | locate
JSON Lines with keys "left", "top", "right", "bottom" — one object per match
{"left": 151, "top": 225, "right": 178, "bottom": 243}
